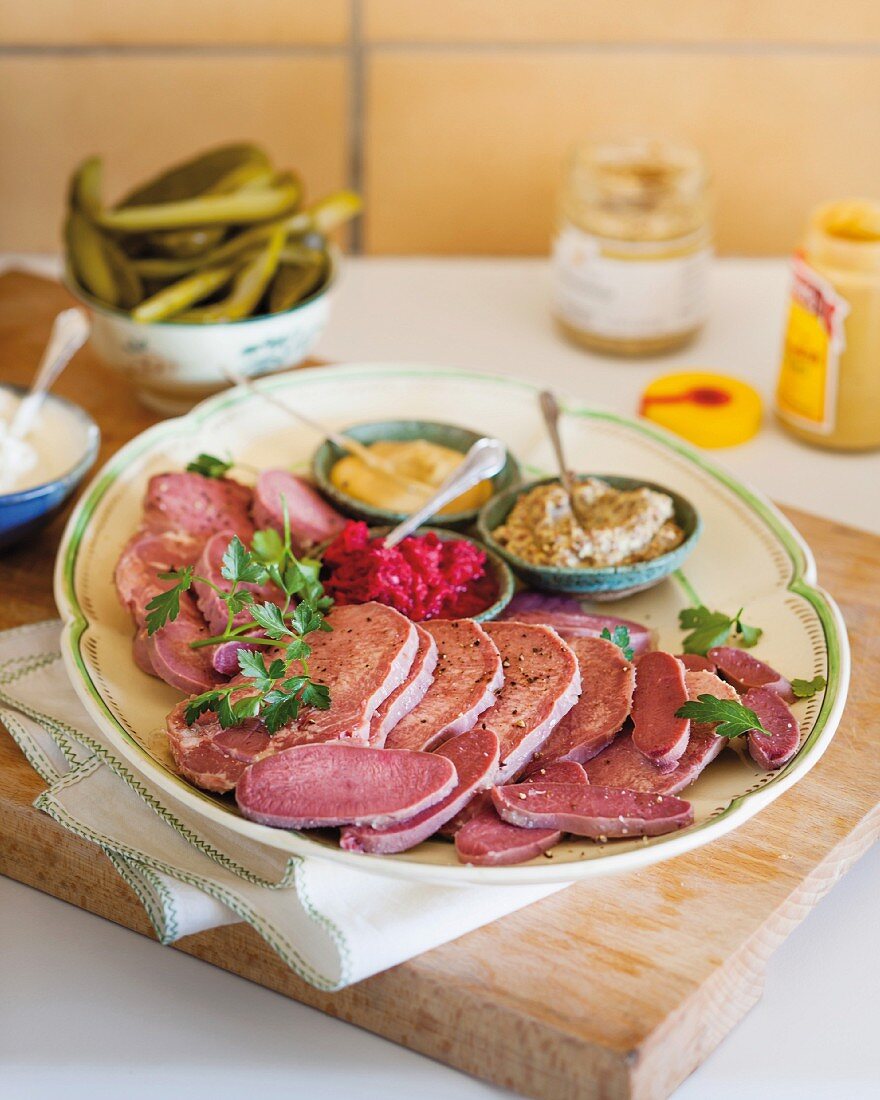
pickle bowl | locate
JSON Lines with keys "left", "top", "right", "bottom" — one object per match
{"left": 315, "top": 525, "right": 516, "bottom": 623}
{"left": 64, "top": 248, "right": 337, "bottom": 417}
{"left": 311, "top": 419, "right": 522, "bottom": 530}
{"left": 477, "top": 475, "right": 701, "bottom": 600}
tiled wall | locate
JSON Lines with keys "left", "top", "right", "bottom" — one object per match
{"left": 3, "top": 1, "right": 880, "bottom": 255}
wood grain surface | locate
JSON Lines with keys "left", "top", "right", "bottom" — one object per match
{"left": 0, "top": 271, "right": 878, "bottom": 1100}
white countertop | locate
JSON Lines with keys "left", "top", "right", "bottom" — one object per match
{"left": 2, "top": 257, "right": 878, "bottom": 1100}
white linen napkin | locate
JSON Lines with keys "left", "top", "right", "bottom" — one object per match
{"left": 0, "top": 621, "right": 566, "bottom": 990}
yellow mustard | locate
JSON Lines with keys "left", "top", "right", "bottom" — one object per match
{"left": 776, "top": 201, "right": 880, "bottom": 451}
{"left": 552, "top": 139, "right": 713, "bottom": 357}
{"left": 330, "top": 439, "right": 493, "bottom": 515}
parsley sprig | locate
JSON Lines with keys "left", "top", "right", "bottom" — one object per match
{"left": 145, "top": 498, "right": 333, "bottom": 732}
{"left": 675, "top": 694, "right": 771, "bottom": 739}
{"left": 186, "top": 452, "right": 234, "bottom": 479}
{"left": 600, "top": 625, "right": 634, "bottom": 661}
{"left": 678, "top": 604, "right": 763, "bottom": 656}
{"left": 791, "top": 675, "right": 826, "bottom": 699}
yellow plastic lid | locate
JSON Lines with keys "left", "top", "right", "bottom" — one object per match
{"left": 639, "top": 371, "right": 763, "bottom": 448}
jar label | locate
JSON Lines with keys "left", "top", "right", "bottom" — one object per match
{"left": 776, "top": 254, "right": 849, "bottom": 434}
{"left": 552, "top": 225, "right": 711, "bottom": 340}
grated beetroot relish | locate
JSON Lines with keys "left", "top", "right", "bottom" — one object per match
{"left": 322, "top": 521, "right": 497, "bottom": 620}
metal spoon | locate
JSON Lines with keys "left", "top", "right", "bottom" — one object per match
{"left": 10, "top": 308, "right": 90, "bottom": 439}
{"left": 538, "top": 390, "right": 587, "bottom": 526}
{"left": 222, "top": 365, "right": 435, "bottom": 493}
{"left": 383, "top": 437, "right": 507, "bottom": 548}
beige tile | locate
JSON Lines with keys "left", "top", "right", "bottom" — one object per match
{"left": 1, "top": 1, "right": 349, "bottom": 45}
{"left": 0, "top": 56, "right": 349, "bottom": 252}
{"left": 364, "top": 51, "right": 880, "bottom": 256}
{"left": 364, "top": 0, "right": 880, "bottom": 44}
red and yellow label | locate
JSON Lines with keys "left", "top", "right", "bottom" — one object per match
{"left": 776, "top": 254, "right": 849, "bottom": 432}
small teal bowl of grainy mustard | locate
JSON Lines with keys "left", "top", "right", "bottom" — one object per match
{"left": 477, "top": 474, "right": 701, "bottom": 601}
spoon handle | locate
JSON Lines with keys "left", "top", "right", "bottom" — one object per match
{"left": 383, "top": 437, "right": 507, "bottom": 548}
{"left": 10, "top": 308, "right": 90, "bottom": 439}
{"left": 222, "top": 366, "right": 434, "bottom": 492}
{"left": 538, "top": 390, "right": 577, "bottom": 499}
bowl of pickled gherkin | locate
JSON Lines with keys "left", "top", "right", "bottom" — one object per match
{"left": 63, "top": 143, "right": 361, "bottom": 414}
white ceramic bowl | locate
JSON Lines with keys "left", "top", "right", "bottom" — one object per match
{"left": 66, "top": 250, "right": 335, "bottom": 415}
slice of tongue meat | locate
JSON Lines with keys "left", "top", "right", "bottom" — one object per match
{"left": 678, "top": 653, "right": 717, "bottom": 674}
{"left": 499, "top": 593, "right": 653, "bottom": 655}
{"left": 211, "top": 640, "right": 263, "bottom": 676}
{"left": 583, "top": 669, "right": 738, "bottom": 794}
{"left": 369, "top": 623, "right": 438, "bottom": 747}
{"left": 454, "top": 761, "right": 589, "bottom": 865}
{"left": 236, "top": 743, "right": 458, "bottom": 829}
{"left": 383, "top": 619, "right": 502, "bottom": 752}
{"left": 743, "top": 686, "right": 801, "bottom": 770}
{"left": 480, "top": 621, "right": 581, "bottom": 782}
{"left": 527, "top": 635, "right": 634, "bottom": 771}
{"left": 115, "top": 528, "right": 201, "bottom": 624}
{"left": 165, "top": 602, "right": 418, "bottom": 792}
{"left": 442, "top": 758, "right": 588, "bottom": 838}
{"left": 146, "top": 591, "right": 225, "bottom": 695}
{"left": 492, "top": 783, "right": 693, "bottom": 839}
{"left": 340, "top": 726, "right": 500, "bottom": 854}
{"left": 143, "top": 471, "right": 254, "bottom": 542}
{"left": 630, "top": 651, "right": 690, "bottom": 768}
{"left": 193, "top": 529, "right": 284, "bottom": 634}
{"left": 252, "top": 469, "right": 347, "bottom": 554}
{"left": 708, "top": 646, "right": 795, "bottom": 703}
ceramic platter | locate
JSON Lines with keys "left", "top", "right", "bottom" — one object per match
{"left": 55, "top": 364, "right": 850, "bottom": 885}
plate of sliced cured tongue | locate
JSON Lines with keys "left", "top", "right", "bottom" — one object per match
{"left": 55, "top": 364, "right": 849, "bottom": 884}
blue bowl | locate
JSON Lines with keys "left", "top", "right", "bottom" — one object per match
{"left": 0, "top": 386, "right": 100, "bottom": 550}
{"left": 477, "top": 475, "right": 701, "bottom": 601}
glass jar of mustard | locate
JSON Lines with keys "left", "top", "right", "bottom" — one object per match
{"left": 776, "top": 201, "right": 880, "bottom": 451}
{"left": 552, "top": 139, "right": 713, "bottom": 357}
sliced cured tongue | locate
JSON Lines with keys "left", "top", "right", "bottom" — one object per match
{"left": 630, "top": 650, "right": 690, "bottom": 768}
{"left": 369, "top": 623, "right": 438, "bottom": 748}
{"left": 236, "top": 743, "right": 458, "bottom": 830}
{"left": 146, "top": 591, "right": 225, "bottom": 695}
{"left": 143, "top": 471, "right": 254, "bottom": 542}
{"left": 165, "top": 602, "right": 419, "bottom": 792}
{"left": 678, "top": 653, "right": 717, "bottom": 674}
{"left": 252, "top": 469, "right": 346, "bottom": 554}
{"left": 211, "top": 639, "right": 263, "bottom": 676}
{"left": 166, "top": 705, "right": 249, "bottom": 793}
{"left": 193, "top": 530, "right": 284, "bottom": 634}
{"left": 340, "top": 727, "right": 500, "bottom": 854}
{"left": 492, "top": 783, "right": 693, "bottom": 839}
{"left": 584, "top": 669, "right": 736, "bottom": 795}
{"left": 115, "top": 528, "right": 201, "bottom": 623}
{"left": 708, "top": 646, "right": 795, "bottom": 703}
{"left": 480, "top": 621, "right": 581, "bottom": 783}
{"left": 454, "top": 760, "right": 589, "bottom": 865}
{"left": 499, "top": 593, "right": 653, "bottom": 655}
{"left": 527, "top": 635, "right": 634, "bottom": 771}
{"left": 263, "top": 602, "right": 419, "bottom": 749}
{"left": 743, "top": 687, "right": 801, "bottom": 770}
{"left": 442, "top": 758, "right": 587, "bottom": 839}
{"left": 383, "top": 619, "right": 502, "bottom": 752}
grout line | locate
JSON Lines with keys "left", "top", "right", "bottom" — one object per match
{"left": 365, "top": 39, "right": 880, "bottom": 57}
{"left": 348, "top": 0, "right": 365, "bottom": 254}
{"left": 4, "top": 40, "right": 880, "bottom": 59}
{"left": 0, "top": 43, "right": 348, "bottom": 58}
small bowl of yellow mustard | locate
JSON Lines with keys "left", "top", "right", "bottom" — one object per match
{"left": 311, "top": 419, "right": 522, "bottom": 529}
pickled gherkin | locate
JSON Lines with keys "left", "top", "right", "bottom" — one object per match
{"left": 64, "top": 144, "right": 361, "bottom": 322}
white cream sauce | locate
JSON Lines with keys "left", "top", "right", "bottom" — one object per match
{"left": 0, "top": 388, "right": 91, "bottom": 493}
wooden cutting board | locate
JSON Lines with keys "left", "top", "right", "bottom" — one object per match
{"left": 1, "top": 271, "right": 878, "bottom": 1100}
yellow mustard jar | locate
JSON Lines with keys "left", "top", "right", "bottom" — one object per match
{"left": 776, "top": 201, "right": 880, "bottom": 450}
{"left": 552, "top": 139, "right": 713, "bottom": 357}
